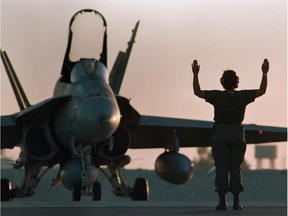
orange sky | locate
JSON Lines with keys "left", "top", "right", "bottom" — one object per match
{"left": 1, "top": 0, "right": 287, "bottom": 169}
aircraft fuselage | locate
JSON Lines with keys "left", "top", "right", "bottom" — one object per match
{"left": 53, "top": 59, "right": 121, "bottom": 152}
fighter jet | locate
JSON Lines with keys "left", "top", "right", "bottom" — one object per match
{"left": 1, "top": 9, "right": 287, "bottom": 202}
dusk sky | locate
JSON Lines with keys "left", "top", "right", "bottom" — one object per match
{"left": 1, "top": 0, "right": 287, "bottom": 169}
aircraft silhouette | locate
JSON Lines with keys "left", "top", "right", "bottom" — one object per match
{"left": 1, "top": 9, "right": 287, "bottom": 202}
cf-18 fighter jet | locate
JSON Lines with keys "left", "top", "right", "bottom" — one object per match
{"left": 1, "top": 9, "right": 287, "bottom": 202}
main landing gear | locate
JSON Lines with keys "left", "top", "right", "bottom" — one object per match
{"left": 1, "top": 162, "right": 51, "bottom": 202}
{"left": 1, "top": 179, "right": 12, "bottom": 202}
{"left": 131, "top": 178, "right": 149, "bottom": 201}
{"left": 104, "top": 155, "right": 149, "bottom": 201}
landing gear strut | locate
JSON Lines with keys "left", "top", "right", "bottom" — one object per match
{"left": 1, "top": 163, "right": 51, "bottom": 202}
{"left": 71, "top": 144, "right": 102, "bottom": 201}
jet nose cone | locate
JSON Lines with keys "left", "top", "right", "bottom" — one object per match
{"left": 97, "top": 114, "right": 109, "bottom": 123}
{"left": 73, "top": 96, "right": 120, "bottom": 142}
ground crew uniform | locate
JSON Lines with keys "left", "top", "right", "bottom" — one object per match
{"left": 204, "top": 90, "right": 257, "bottom": 194}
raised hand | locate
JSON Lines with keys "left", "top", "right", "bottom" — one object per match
{"left": 261, "top": 59, "right": 269, "bottom": 74}
{"left": 192, "top": 60, "right": 200, "bottom": 74}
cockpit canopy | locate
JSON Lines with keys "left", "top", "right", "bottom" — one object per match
{"left": 61, "top": 9, "right": 107, "bottom": 83}
{"left": 70, "top": 59, "right": 108, "bottom": 83}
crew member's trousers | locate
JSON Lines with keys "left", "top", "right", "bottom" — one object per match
{"left": 211, "top": 124, "right": 246, "bottom": 194}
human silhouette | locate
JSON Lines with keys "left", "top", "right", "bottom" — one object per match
{"left": 192, "top": 59, "right": 269, "bottom": 210}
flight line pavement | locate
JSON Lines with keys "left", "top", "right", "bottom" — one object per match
{"left": 1, "top": 201, "right": 287, "bottom": 216}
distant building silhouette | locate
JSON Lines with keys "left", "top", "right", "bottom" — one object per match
{"left": 255, "top": 145, "right": 277, "bottom": 169}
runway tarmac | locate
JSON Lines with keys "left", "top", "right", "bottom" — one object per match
{"left": 1, "top": 169, "right": 286, "bottom": 215}
{"left": 1, "top": 201, "right": 287, "bottom": 216}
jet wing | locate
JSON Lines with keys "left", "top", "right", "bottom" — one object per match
{"left": 244, "top": 124, "right": 287, "bottom": 144}
{"left": 1, "top": 95, "right": 70, "bottom": 149}
{"left": 15, "top": 95, "right": 70, "bottom": 123}
{"left": 126, "top": 115, "right": 287, "bottom": 149}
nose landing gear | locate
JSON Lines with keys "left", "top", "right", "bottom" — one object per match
{"left": 72, "top": 181, "right": 102, "bottom": 201}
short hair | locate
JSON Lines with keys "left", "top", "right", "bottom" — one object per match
{"left": 220, "top": 70, "right": 239, "bottom": 90}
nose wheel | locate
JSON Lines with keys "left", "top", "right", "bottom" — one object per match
{"left": 92, "top": 182, "right": 101, "bottom": 201}
{"left": 72, "top": 181, "right": 102, "bottom": 201}
{"left": 72, "top": 182, "right": 82, "bottom": 201}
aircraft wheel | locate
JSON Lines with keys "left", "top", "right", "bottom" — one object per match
{"left": 131, "top": 178, "right": 149, "bottom": 201}
{"left": 92, "top": 182, "right": 101, "bottom": 201}
{"left": 72, "top": 182, "right": 82, "bottom": 201}
{"left": 1, "top": 178, "right": 12, "bottom": 202}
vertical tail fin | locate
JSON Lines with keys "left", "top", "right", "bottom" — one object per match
{"left": 0, "top": 50, "right": 31, "bottom": 110}
{"left": 109, "top": 21, "right": 140, "bottom": 94}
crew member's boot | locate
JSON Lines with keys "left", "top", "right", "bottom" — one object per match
{"left": 215, "top": 192, "right": 227, "bottom": 210}
{"left": 233, "top": 193, "right": 243, "bottom": 210}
